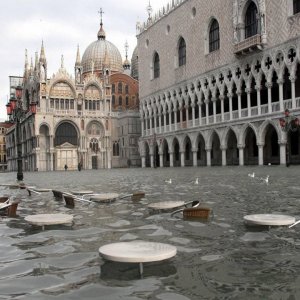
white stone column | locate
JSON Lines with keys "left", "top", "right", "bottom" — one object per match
{"left": 228, "top": 93, "right": 233, "bottom": 120}
{"left": 179, "top": 107, "right": 183, "bottom": 129}
{"left": 153, "top": 114, "right": 157, "bottom": 133}
{"left": 149, "top": 117, "right": 153, "bottom": 135}
{"left": 238, "top": 146, "right": 244, "bottom": 166}
{"left": 205, "top": 100, "right": 209, "bottom": 125}
{"left": 185, "top": 106, "right": 189, "bottom": 126}
{"left": 220, "top": 96, "right": 224, "bottom": 122}
{"left": 180, "top": 151, "right": 185, "bottom": 167}
{"left": 169, "top": 110, "right": 172, "bottom": 132}
{"left": 150, "top": 154, "right": 154, "bottom": 168}
{"left": 164, "top": 112, "right": 167, "bottom": 133}
{"left": 237, "top": 92, "right": 242, "bottom": 119}
{"left": 258, "top": 144, "right": 264, "bottom": 166}
{"left": 159, "top": 152, "right": 164, "bottom": 168}
{"left": 212, "top": 98, "right": 217, "bottom": 123}
{"left": 174, "top": 109, "right": 178, "bottom": 131}
{"left": 221, "top": 147, "right": 227, "bottom": 166}
{"left": 145, "top": 117, "right": 148, "bottom": 135}
{"left": 199, "top": 103, "right": 202, "bottom": 126}
{"left": 142, "top": 156, "right": 146, "bottom": 168}
{"left": 107, "top": 150, "right": 112, "bottom": 169}
{"left": 158, "top": 113, "right": 162, "bottom": 133}
{"left": 277, "top": 79, "right": 284, "bottom": 112}
{"left": 279, "top": 143, "right": 286, "bottom": 165}
{"left": 192, "top": 103, "right": 195, "bottom": 127}
{"left": 141, "top": 117, "right": 144, "bottom": 137}
{"left": 256, "top": 85, "right": 261, "bottom": 116}
{"left": 246, "top": 88, "right": 251, "bottom": 117}
{"left": 169, "top": 152, "right": 174, "bottom": 167}
{"left": 266, "top": 82, "right": 272, "bottom": 114}
{"left": 290, "top": 76, "right": 296, "bottom": 109}
{"left": 206, "top": 149, "right": 211, "bottom": 167}
{"left": 192, "top": 150, "right": 197, "bottom": 167}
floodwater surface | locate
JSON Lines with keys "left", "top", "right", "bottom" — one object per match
{"left": 1, "top": 166, "right": 300, "bottom": 300}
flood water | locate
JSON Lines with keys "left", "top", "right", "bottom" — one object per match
{"left": 1, "top": 166, "right": 300, "bottom": 300}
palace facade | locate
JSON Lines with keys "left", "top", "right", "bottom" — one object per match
{"left": 137, "top": 0, "right": 300, "bottom": 167}
{"left": 6, "top": 18, "right": 141, "bottom": 172}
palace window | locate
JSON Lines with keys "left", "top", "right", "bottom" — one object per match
{"left": 112, "top": 95, "right": 115, "bottom": 106}
{"left": 153, "top": 52, "right": 160, "bottom": 79}
{"left": 178, "top": 37, "right": 186, "bottom": 66}
{"left": 245, "top": 2, "right": 258, "bottom": 39}
{"left": 126, "top": 96, "right": 129, "bottom": 106}
{"left": 112, "top": 84, "right": 115, "bottom": 93}
{"left": 125, "top": 85, "right": 129, "bottom": 94}
{"left": 118, "top": 96, "right": 122, "bottom": 106}
{"left": 209, "top": 19, "right": 220, "bottom": 52}
{"left": 294, "top": 0, "right": 300, "bottom": 14}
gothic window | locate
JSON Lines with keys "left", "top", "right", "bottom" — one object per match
{"left": 153, "top": 52, "right": 160, "bottom": 79}
{"left": 245, "top": 2, "right": 258, "bottom": 39}
{"left": 119, "top": 96, "right": 122, "bottom": 106}
{"left": 126, "top": 96, "right": 129, "bottom": 106}
{"left": 294, "top": 0, "right": 300, "bottom": 14}
{"left": 209, "top": 19, "right": 220, "bottom": 52}
{"left": 54, "top": 122, "right": 78, "bottom": 146}
{"left": 90, "top": 138, "right": 99, "bottom": 153}
{"left": 118, "top": 82, "right": 122, "bottom": 93}
{"left": 112, "top": 84, "right": 115, "bottom": 93}
{"left": 125, "top": 85, "right": 129, "bottom": 94}
{"left": 178, "top": 37, "right": 186, "bottom": 66}
{"left": 112, "top": 95, "right": 115, "bottom": 106}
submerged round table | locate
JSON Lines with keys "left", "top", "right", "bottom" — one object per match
{"left": 243, "top": 214, "right": 296, "bottom": 226}
{"left": 25, "top": 213, "right": 74, "bottom": 230}
{"left": 148, "top": 201, "right": 185, "bottom": 211}
{"left": 89, "top": 193, "right": 119, "bottom": 203}
{"left": 99, "top": 240, "right": 177, "bottom": 276}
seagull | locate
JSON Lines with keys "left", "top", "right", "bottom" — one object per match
{"left": 165, "top": 178, "right": 172, "bottom": 184}
{"left": 195, "top": 178, "right": 199, "bottom": 185}
{"left": 261, "top": 175, "right": 269, "bottom": 184}
{"left": 248, "top": 172, "right": 255, "bottom": 178}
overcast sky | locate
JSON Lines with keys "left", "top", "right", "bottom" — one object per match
{"left": 0, "top": 0, "right": 169, "bottom": 121}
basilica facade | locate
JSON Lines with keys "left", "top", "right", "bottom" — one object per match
{"left": 6, "top": 19, "right": 141, "bottom": 172}
{"left": 137, "top": 0, "right": 300, "bottom": 167}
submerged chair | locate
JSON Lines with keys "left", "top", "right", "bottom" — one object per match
{"left": 0, "top": 197, "right": 20, "bottom": 217}
{"left": 52, "top": 190, "right": 63, "bottom": 200}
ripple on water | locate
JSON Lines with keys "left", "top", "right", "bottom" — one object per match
{"left": 107, "top": 220, "right": 131, "bottom": 227}
{"left": 156, "top": 292, "right": 191, "bottom": 300}
{"left": 240, "top": 232, "right": 270, "bottom": 242}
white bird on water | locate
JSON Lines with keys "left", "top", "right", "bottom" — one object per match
{"left": 248, "top": 172, "right": 255, "bottom": 178}
{"left": 261, "top": 175, "right": 269, "bottom": 184}
{"left": 195, "top": 178, "right": 199, "bottom": 184}
{"left": 165, "top": 178, "right": 172, "bottom": 184}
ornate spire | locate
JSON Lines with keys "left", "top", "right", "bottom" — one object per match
{"left": 123, "top": 40, "right": 130, "bottom": 70}
{"left": 39, "top": 40, "right": 46, "bottom": 63}
{"left": 97, "top": 8, "right": 106, "bottom": 40}
{"left": 23, "top": 49, "right": 29, "bottom": 78}
{"left": 30, "top": 57, "right": 34, "bottom": 75}
{"left": 34, "top": 51, "right": 38, "bottom": 71}
{"left": 61, "top": 54, "right": 64, "bottom": 69}
{"left": 147, "top": 1, "right": 153, "bottom": 22}
{"left": 75, "top": 44, "right": 81, "bottom": 65}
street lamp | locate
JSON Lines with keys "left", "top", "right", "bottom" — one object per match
{"left": 6, "top": 85, "right": 37, "bottom": 181}
{"left": 279, "top": 109, "right": 300, "bottom": 167}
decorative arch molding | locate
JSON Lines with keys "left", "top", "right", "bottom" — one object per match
{"left": 180, "top": 134, "right": 193, "bottom": 150}
{"left": 206, "top": 129, "right": 221, "bottom": 149}
{"left": 221, "top": 126, "right": 239, "bottom": 148}
{"left": 49, "top": 79, "right": 76, "bottom": 99}
{"left": 83, "top": 81, "right": 103, "bottom": 99}
{"left": 54, "top": 120, "right": 80, "bottom": 147}
{"left": 39, "top": 122, "right": 51, "bottom": 135}
{"left": 258, "top": 119, "right": 282, "bottom": 144}
{"left": 85, "top": 120, "right": 105, "bottom": 138}
{"left": 238, "top": 122, "right": 259, "bottom": 147}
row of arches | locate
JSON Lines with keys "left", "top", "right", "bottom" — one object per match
{"left": 140, "top": 121, "right": 300, "bottom": 167}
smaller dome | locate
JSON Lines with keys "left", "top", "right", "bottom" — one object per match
{"left": 131, "top": 46, "right": 138, "bottom": 80}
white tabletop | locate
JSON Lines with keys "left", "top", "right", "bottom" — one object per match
{"left": 244, "top": 214, "right": 296, "bottom": 226}
{"left": 33, "top": 188, "right": 52, "bottom": 192}
{"left": 71, "top": 190, "right": 94, "bottom": 195}
{"left": 90, "top": 193, "right": 119, "bottom": 202}
{"left": 148, "top": 201, "right": 185, "bottom": 210}
{"left": 99, "top": 240, "right": 177, "bottom": 263}
{"left": 25, "top": 213, "right": 73, "bottom": 226}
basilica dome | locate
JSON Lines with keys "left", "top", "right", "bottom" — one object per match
{"left": 131, "top": 46, "right": 139, "bottom": 80}
{"left": 82, "top": 23, "right": 123, "bottom": 75}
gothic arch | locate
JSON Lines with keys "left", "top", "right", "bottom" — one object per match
{"left": 49, "top": 79, "right": 76, "bottom": 98}
{"left": 258, "top": 119, "right": 282, "bottom": 144}
{"left": 238, "top": 122, "right": 258, "bottom": 146}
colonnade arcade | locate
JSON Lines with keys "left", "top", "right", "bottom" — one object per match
{"left": 139, "top": 120, "right": 300, "bottom": 168}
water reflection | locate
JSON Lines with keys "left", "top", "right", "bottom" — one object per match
{"left": 0, "top": 166, "right": 300, "bottom": 299}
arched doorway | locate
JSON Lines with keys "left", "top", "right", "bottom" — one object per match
{"left": 264, "top": 125, "right": 279, "bottom": 165}
{"left": 162, "top": 140, "right": 170, "bottom": 167}
{"left": 173, "top": 138, "right": 180, "bottom": 167}
{"left": 244, "top": 127, "right": 258, "bottom": 165}
{"left": 54, "top": 122, "right": 78, "bottom": 170}
{"left": 145, "top": 143, "right": 150, "bottom": 167}
{"left": 196, "top": 134, "right": 206, "bottom": 166}
{"left": 226, "top": 129, "right": 238, "bottom": 166}
{"left": 211, "top": 132, "right": 221, "bottom": 166}
{"left": 183, "top": 136, "right": 193, "bottom": 166}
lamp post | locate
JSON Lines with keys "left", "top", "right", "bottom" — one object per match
{"left": 5, "top": 85, "right": 37, "bottom": 181}
{"left": 279, "top": 109, "right": 300, "bottom": 167}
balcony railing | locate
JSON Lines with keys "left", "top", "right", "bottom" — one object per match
{"left": 234, "top": 34, "right": 262, "bottom": 55}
